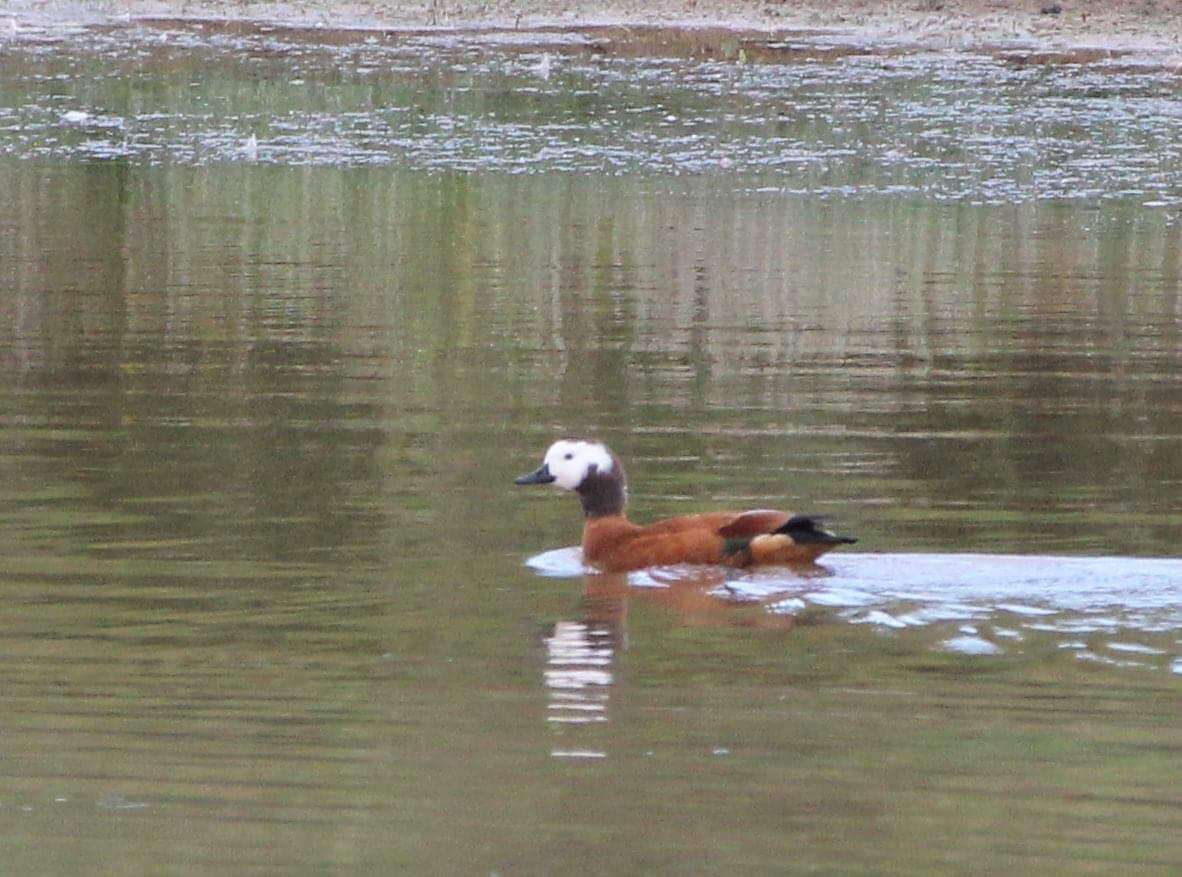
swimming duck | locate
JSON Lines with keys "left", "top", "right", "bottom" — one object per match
{"left": 515, "top": 439, "right": 856, "bottom": 572}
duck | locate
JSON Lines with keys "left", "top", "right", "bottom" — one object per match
{"left": 515, "top": 439, "right": 856, "bottom": 573}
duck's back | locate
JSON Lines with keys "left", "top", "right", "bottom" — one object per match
{"left": 582, "top": 509, "right": 844, "bottom": 572}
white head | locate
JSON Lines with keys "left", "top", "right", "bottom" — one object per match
{"left": 516, "top": 439, "right": 615, "bottom": 491}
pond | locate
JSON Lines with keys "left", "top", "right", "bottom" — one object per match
{"left": 0, "top": 19, "right": 1180, "bottom": 874}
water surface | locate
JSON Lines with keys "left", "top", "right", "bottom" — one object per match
{"left": 0, "top": 20, "right": 1180, "bottom": 874}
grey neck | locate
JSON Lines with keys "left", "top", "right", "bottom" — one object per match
{"left": 577, "top": 464, "right": 627, "bottom": 518}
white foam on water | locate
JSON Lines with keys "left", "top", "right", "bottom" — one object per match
{"left": 525, "top": 548, "right": 1182, "bottom": 671}
{"left": 942, "top": 635, "right": 1004, "bottom": 656}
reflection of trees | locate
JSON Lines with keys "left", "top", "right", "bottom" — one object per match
{"left": 875, "top": 205, "right": 1182, "bottom": 550}
{"left": 0, "top": 161, "right": 388, "bottom": 563}
{"left": 2, "top": 154, "right": 1179, "bottom": 556}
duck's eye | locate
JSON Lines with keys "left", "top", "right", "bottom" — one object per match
{"left": 563, "top": 453, "right": 573, "bottom": 460}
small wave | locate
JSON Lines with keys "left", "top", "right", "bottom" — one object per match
{"left": 525, "top": 548, "right": 1182, "bottom": 671}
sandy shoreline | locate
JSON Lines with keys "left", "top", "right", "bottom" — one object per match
{"left": 5, "top": 0, "right": 1182, "bottom": 67}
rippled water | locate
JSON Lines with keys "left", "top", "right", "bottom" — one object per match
{"left": 0, "top": 19, "right": 1180, "bottom": 874}
{"left": 530, "top": 547, "right": 1182, "bottom": 668}
{"left": 3, "top": 21, "right": 1182, "bottom": 204}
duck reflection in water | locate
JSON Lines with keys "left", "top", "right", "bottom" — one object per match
{"left": 544, "top": 564, "right": 832, "bottom": 756}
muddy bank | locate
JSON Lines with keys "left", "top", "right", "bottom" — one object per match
{"left": 5, "top": 0, "right": 1182, "bottom": 69}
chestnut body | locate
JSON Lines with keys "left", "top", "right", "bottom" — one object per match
{"left": 516, "top": 440, "right": 855, "bottom": 573}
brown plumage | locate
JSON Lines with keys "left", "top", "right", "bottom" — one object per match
{"left": 516, "top": 439, "right": 856, "bottom": 573}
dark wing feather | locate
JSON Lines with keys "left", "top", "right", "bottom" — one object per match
{"left": 715, "top": 509, "right": 792, "bottom": 539}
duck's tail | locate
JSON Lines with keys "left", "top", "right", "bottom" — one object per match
{"left": 776, "top": 514, "right": 857, "bottom": 546}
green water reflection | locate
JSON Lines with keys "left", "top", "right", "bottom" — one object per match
{"left": 0, "top": 28, "right": 1180, "bottom": 875}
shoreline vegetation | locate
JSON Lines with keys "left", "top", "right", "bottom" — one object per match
{"left": 6, "top": 1, "right": 1182, "bottom": 68}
